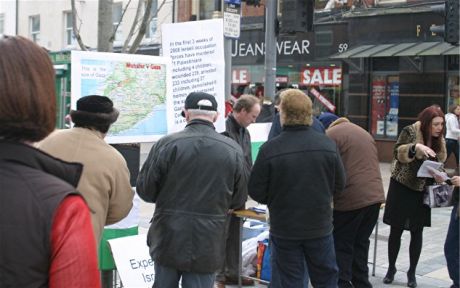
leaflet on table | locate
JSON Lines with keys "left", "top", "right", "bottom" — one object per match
{"left": 248, "top": 204, "right": 267, "bottom": 214}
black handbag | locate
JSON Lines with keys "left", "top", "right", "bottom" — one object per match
{"left": 423, "top": 184, "right": 454, "bottom": 208}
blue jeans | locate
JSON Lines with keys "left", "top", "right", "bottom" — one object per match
{"left": 444, "top": 203, "right": 459, "bottom": 288}
{"left": 270, "top": 234, "right": 338, "bottom": 288}
{"left": 153, "top": 262, "right": 215, "bottom": 288}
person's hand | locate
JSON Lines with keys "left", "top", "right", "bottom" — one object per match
{"left": 415, "top": 143, "right": 436, "bottom": 158}
{"left": 227, "top": 209, "right": 234, "bottom": 215}
{"left": 451, "top": 176, "right": 460, "bottom": 187}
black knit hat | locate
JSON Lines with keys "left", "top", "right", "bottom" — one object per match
{"left": 181, "top": 92, "right": 218, "bottom": 117}
{"left": 70, "top": 95, "right": 119, "bottom": 126}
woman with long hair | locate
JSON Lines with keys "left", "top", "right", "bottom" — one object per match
{"left": 382, "top": 105, "right": 446, "bottom": 288}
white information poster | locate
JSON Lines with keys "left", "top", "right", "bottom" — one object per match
{"left": 71, "top": 51, "right": 172, "bottom": 143}
{"left": 108, "top": 234, "right": 154, "bottom": 287}
{"left": 162, "top": 18, "right": 226, "bottom": 133}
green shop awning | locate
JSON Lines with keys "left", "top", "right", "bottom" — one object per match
{"left": 331, "top": 42, "right": 460, "bottom": 59}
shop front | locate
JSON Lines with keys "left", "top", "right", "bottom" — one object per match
{"left": 332, "top": 8, "right": 460, "bottom": 162}
{"left": 231, "top": 20, "right": 348, "bottom": 116}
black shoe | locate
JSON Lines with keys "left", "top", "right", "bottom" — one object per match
{"left": 383, "top": 267, "right": 397, "bottom": 284}
{"left": 338, "top": 279, "right": 354, "bottom": 288}
{"left": 407, "top": 272, "right": 417, "bottom": 288}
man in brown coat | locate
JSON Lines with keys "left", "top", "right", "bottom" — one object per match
{"left": 319, "top": 113, "right": 385, "bottom": 288}
{"left": 38, "top": 95, "right": 134, "bottom": 246}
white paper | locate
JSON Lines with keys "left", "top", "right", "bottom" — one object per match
{"left": 417, "top": 160, "right": 444, "bottom": 178}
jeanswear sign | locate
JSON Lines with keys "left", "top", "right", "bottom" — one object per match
{"left": 232, "top": 40, "right": 310, "bottom": 57}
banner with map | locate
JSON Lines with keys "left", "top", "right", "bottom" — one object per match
{"left": 71, "top": 51, "right": 172, "bottom": 143}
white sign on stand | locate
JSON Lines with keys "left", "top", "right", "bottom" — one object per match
{"left": 108, "top": 234, "right": 155, "bottom": 287}
{"left": 162, "top": 19, "right": 225, "bottom": 133}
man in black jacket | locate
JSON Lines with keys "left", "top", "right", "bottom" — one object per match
{"left": 137, "top": 92, "right": 247, "bottom": 288}
{"left": 249, "top": 89, "right": 345, "bottom": 288}
{"left": 217, "top": 94, "right": 260, "bottom": 287}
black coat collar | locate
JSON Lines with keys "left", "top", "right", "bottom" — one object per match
{"left": 0, "top": 141, "right": 82, "bottom": 187}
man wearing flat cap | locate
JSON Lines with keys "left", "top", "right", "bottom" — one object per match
{"left": 137, "top": 92, "right": 247, "bottom": 288}
{"left": 38, "top": 95, "right": 134, "bottom": 246}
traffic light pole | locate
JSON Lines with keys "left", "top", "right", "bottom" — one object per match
{"left": 264, "top": 0, "right": 277, "bottom": 101}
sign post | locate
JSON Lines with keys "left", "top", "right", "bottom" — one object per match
{"left": 223, "top": 0, "right": 241, "bottom": 39}
{"left": 223, "top": 0, "right": 241, "bottom": 101}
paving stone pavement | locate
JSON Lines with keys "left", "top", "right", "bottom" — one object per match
{"left": 138, "top": 143, "right": 455, "bottom": 288}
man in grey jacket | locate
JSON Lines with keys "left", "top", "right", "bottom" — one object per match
{"left": 137, "top": 92, "right": 247, "bottom": 288}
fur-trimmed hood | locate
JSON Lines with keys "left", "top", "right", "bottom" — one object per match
{"left": 70, "top": 108, "right": 119, "bottom": 127}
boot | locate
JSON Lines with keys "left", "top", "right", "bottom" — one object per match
{"left": 407, "top": 271, "right": 417, "bottom": 288}
{"left": 383, "top": 267, "right": 397, "bottom": 284}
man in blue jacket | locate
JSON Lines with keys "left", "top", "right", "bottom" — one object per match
{"left": 249, "top": 89, "right": 345, "bottom": 287}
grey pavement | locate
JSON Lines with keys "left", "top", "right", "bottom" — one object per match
{"left": 138, "top": 143, "right": 454, "bottom": 288}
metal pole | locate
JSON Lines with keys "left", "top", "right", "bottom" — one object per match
{"left": 264, "top": 0, "right": 277, "bottom": 101}
{"left": 15, "top": 0, "right": 19, "bottom": 35}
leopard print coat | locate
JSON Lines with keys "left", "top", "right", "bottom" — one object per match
{"left": 391, "top": 121, "right": 447, "bottom": 192}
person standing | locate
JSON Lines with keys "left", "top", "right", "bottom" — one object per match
{"left": 137, "top": 92, "right": 247, "bottom": 288}
{"left": 445, "top": 174, "right": 459, "bottom": 288}
{"left": 38, "top": 95, "right": 134, "bottom": 246}
{"left": 268, "top": 89, "right": 325, "bottom": 140}
{"left": 445, "top": 104, "right": 460, "bottom": 165}
{"left": 216, "top": 94, "right": 261, "bottom": 287}
{"left": 249, "top": 89, "right": 346, "bottom": 287}
{"left": 383, "top": 105, "right": 447, "bottom": 288}
{"left": 319, "top": 113, "right": 385, "bottom": 288}
{"left": 0, "top": 35, "right": 100, "bottom": 287}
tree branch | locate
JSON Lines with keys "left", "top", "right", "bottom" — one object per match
{"left": 71, "top": 0, "right": 87, "bottom": 51}
{"left": 128, "top": 0, "right": 167, "bottom": 53}
{"left": 109, "top": 0, "right": 132, "bottom": 44}
{"left": 122, "top": 0, "right": 143, "bottom": 53}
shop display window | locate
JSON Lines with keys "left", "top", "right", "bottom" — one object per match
{"left": 231, "top": 64, "right": 342, "bottom": 116}
{"left": 447, "top": 75, "right": 459, "bottom": 107}
{"left": 371, "top": 75, "right": 399, "bottom": 138}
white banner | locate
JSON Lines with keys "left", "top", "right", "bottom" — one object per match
{"left": 108, "top": 234, "right": 154, "bottom": 287}
{"left": 162, "top": 19, "right": 226, "bottom": 133}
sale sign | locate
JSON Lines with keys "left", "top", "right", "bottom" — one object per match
{"left": 232, "top": 69, "right": 249, "bottom": 84}
{"left": 301, "top": 68, "right": 342, "bottom": 86}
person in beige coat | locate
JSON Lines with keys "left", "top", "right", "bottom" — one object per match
{"left": 38, "top": 95, "right": 133, "bottom": 245}
{"left": 319, "top": 113, "right": 385, "bottom": 288}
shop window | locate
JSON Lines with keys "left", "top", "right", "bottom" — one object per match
{"left": 145, "top": 0, "right": 158, "bottom": 40}
{"left": 0, "top": 14, "right": 4, "bottom": 35}
{"left": 447, "top": 75, "right": 459, "bottom": 106}
{"left": 29, "top": 15, "right": 40, "bottom": 43}
{"left": 112, "top": 2, "right": 123, "bottom": 42}
{"left": 64, "top": 11, "right": 75, "bottom": 47}
{"left": 231, "top": 64, "right": 342, "bottom": 116}
{"left": 371, "top": 75, "right": 399, "bottom": 138}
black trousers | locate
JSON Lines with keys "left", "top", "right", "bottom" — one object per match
{"left": 333, "top": 203, "right": 381, "bottom": 288}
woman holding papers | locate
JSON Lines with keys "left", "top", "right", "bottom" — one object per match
{"left": 383, "top": 105, "right": 447, "bottom": 288}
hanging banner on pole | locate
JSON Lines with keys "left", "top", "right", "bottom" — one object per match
{"left": 310, "top": 88, "right": 336, "bottom": 112}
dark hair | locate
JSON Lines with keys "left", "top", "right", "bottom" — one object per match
{"left": 418, "top": 105, "right": 445, "bottom": 153}
{"left": 233, "top": 94, "right": 260, "bottom": 113}
{"left": 0, "top": 35, "right": 56, "bottom": 142}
